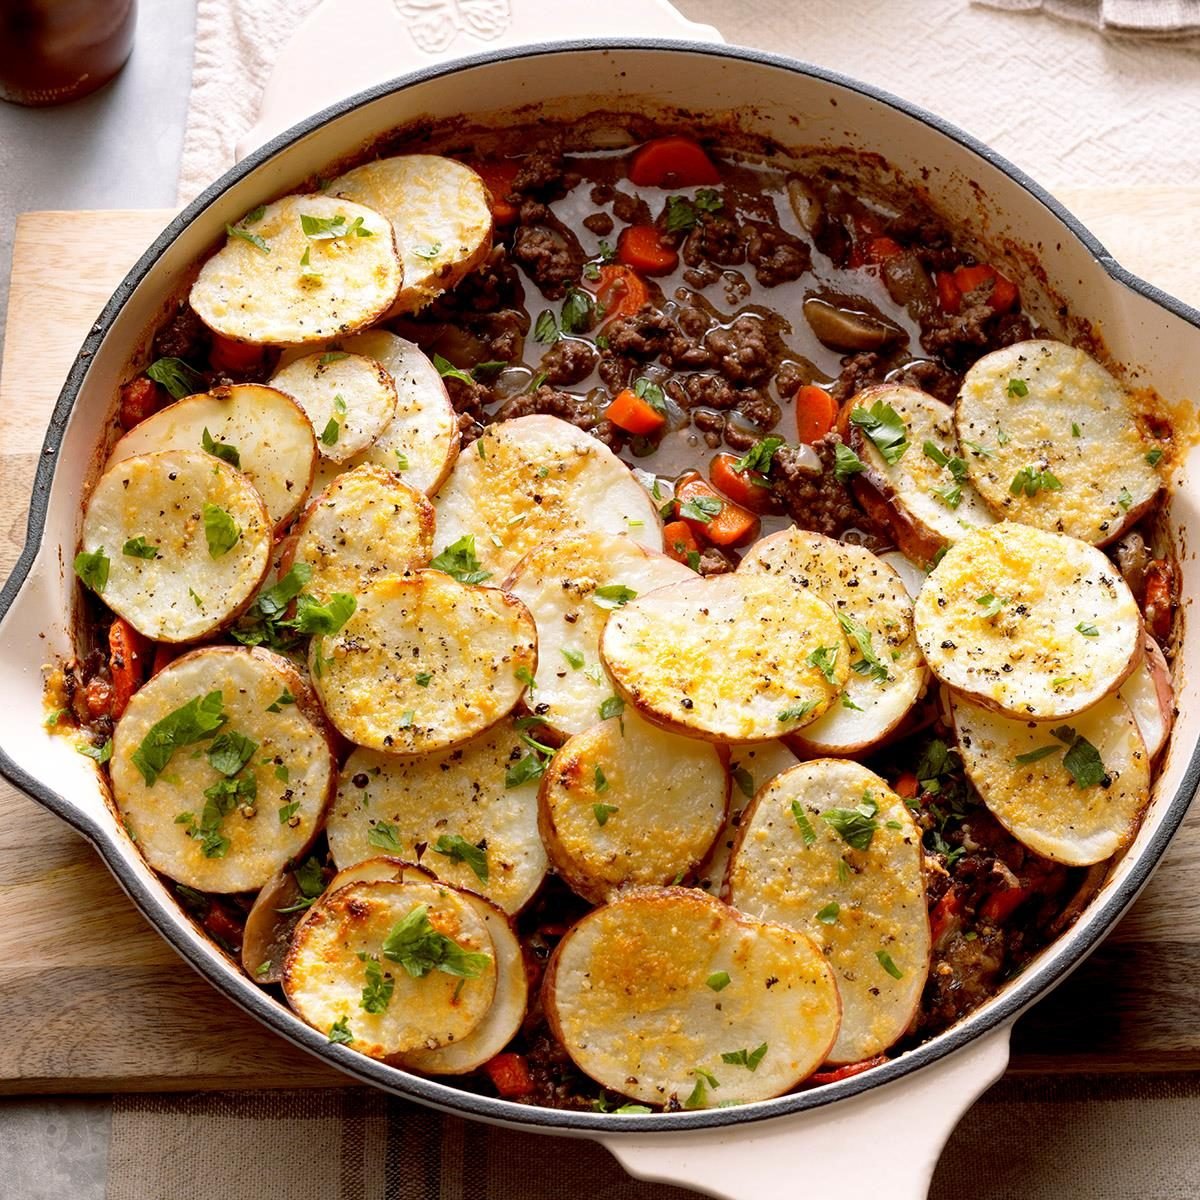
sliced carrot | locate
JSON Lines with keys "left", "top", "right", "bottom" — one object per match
{"left": 663, "top": 520, "right": 702, "bottom": 566}
{"left": 951, "top": 264, "right": 1019, "bottom": 313}
{"left": 606, "top": 387, "right": 666, "bottom": 435}
{"left": 108, "top": 617, "right": 148, "bottom": 720}
{"left": 151, "top": 643, "right": 181, "bottom": 677}
{"left": 83, "top": 678, "right": 114, "bottom": 721}
{"left": 469, "top": 160, "right": 520, "bottom": 225}
{"left": 935, "top": 271, "right": 962, "bottom": 314}
{"left": 809, "top": 1055, "right": 888, "bottom": 1085}
{"left": 209, "top": 334, "right": 265, "bottom": 374}
{"left": 709, "top": 452, "right": 775, "bottom": 513}
{"left": 865, "top": 236, "right": 903, "bottom": 264}
{"left": 980, "top": 886, "right": 1031, "bottom": 925}
{"left": 795, "top": 384, "right": 838, "bottom": 444}
{"left": 483, "top": 1052, "right": 535, "bottom": 1098}
{"left": 617, "top": 224, "right": 678, "bottom": 276}
{"left": 893, "top": 771, "right": 919, "bottom": 800}
{"left": 1144, "top": 560, "right": 1174, "bottom": 642}
{"left": 929, "top": 889, "right": 964, "bottom": 946}
{"left": 675, "top": 474, "right": 760, "bottom": 547}
{"left": 591, "top": 264, "right": 651, "bottom": 324}
{"left": 628, "top": 136, "right": 720, "bottom": 188}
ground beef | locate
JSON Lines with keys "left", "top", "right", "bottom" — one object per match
{"left": 697, "top": 547, "right": 735, "bottom": 575}
{"left": 441, "top": 375, "right": 492, "bottom": 434}
{"left": 885, "top": 205, "right": 960, "bottom": 274}
{"left": 492, "top": 385, "right": 619, "bottom": 448}
{"left": 830, "top": 351, "right": 886, "bottom": 404}
{"left": 889, "top": 357, "right": 961, "bottom": 406}
{"left": 154, "top": 304, "right": 211, "bottom": 363}
{"left": 920, "top": 289, "right": 1035, "bottom": 365}
{"left": 682, "top": 264, "right": 721, "bottom": 290}
{"left": 810, "top": 207, "right": 853, "bottom": 267}
{"left": 735, "top": 390, "right": 781, "bottom": 430}
{"left": 704, "top": 315, "right": 774, "bottom": 386}
{"left": 582, "top": 212, "right": 614, "bottom": 236}
{"left": 510, "top": 202, "right": 585, "bottom": 299}
{"left": 511, "top": 146, "right": 575, "bottom": 201}
{"left": 772, "top": 436, "right": 864, "bottom": 537}
{"left": 682, "top": 212, "right": 745, "bottom": 267}
{"left": 430, "top": 248, "right": 524, "bottom": 316}
{"left": 745, "top": 220, "right": 811, "bottom": 287}
{"left": 611, "top": 188, "right": 651, "bottom": 226}
{"left": 680, "top": 372, "right": 741, "bottom": 411}
{"left": 920, "top": 927, "right": 1006, "bottom": 1031}
{"left": 589, "top": 182, "right": 614, "bottom": 206}
{"left": 540, "top": 338, "right": 597, "bottom": 385}
{"left": 604, "top": 306, "right": 674, "bottom": 358}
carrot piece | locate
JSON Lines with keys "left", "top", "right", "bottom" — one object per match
{"left": 483, "top": 1052, "right": 535, "bottom": 1098}
{"left": 893, "top": 771, "right": 919, "bottom": 799}
{"left": 794, "top": 384, "right": 838, "bottom": 444}
{"left": 120, "top": 377, "right": 166, "bottom": 430}
{"left": 151, "top": 643, "right": 181, "bottom": 677}
{"left": 952, "top": 264, "right": 1020, "bottom": 313}
{"left": 606, "top": 387, "right": 666, "bottom": 435}
{"left": 980, "top": 886, "right": 1031, "bottom": 925}
{"left": 617, "top": 224, "right": 678, "bottom": 276}
{"left": 108, "top": 617, "right": 148, "bottom": 720}
{"left": 809, "top": 1055, "right": 888, "bottom": 1085}
{"left": 628, "top": 136, "right": 720, "bottom": 188}
{"left": 591, "top": 264, "right": 651, "bottom": 324}
{"left": 663, "top": 519, "right": 701, "bottom": 566}
{"left": 209, "top": 334, "right": 265, "bottom": 374}
{"left": 675, "top": 474, "right": 760, "bottom": 547}
{"left": 202, "top": 902, "right": 245, "bottom": 951}
{"left": 83, "top": 678, "right": 114, "bottom": 721}
{"left": 865, "top": 236, "right": 903, "bottom": 264}
{"left": 1144, "top": 560, "right": 1174, "bottom": 643}
{"left": 709, "top": 452, "right": 775, "bottom": 513}
{"left": 469, "top": 160, "right": 520, "bottom": 225}
{"left": 935, "top": 271, "right": 962, "bottom": 314}
{"left": 929, "top": 889, "right": 964, "bottom": 946}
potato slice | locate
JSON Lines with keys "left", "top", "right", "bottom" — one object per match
{"left": 108, "top": 384, "right": 317, "bottom": 532}
{"left": 739, "top": 528, "right": 927, "bottom": 755}
{"left": 956, "top": 340, "right": 1162, "bottom": 545}
{"left": 269, "top": 352, "right": 397, "bottom": 464}
{"left": 601, "top": 572, "right": 849, "bottom": 742}
{"left": 727, "top": 759, "right": 930, "bottom": 1064}
{"left": 328, "top": 724, "right": 548, "bottom": 914}
{"left": 80, "top": 449, "right": 271, "bottom": 643}
{"left": 283, "top": 879, "right": 497, "bottom": 1059}
{"left": 110, "top": 647, "right": 335, "bottom": 894}
{"left": 538, "top": 711, "right": 728, "bottom": 904}
{"left": 913, "top": 522, "right": 1141, "bottom": 720}
{"left": 951, "top": 692, "right": 1151, "bottom": 865}
{"left": 190, "top": 194, "right": 402, "bottom": 345}
{"left": 1120, "top": 634, "right": 1174, "bottom": 759}
{"left": 287, "top": 465, "right": 434, "bottom": 600}
{"left": 309, "top": 570, "right": 537, "bottom": 755}
{"left": 544, "top": 887, "right": 840, "bottom": 1107}
{"left": 702, "top": 740, "right": 800, "bottom": 897}
{"left": 433, "top": 416, "right": 661, "bottom": 580}
{"left": 329, "top": 155, "right": 493, "bottom": 313}
{"left": 502, "top": 532, "right": 693, "bottom": 737}
{"left": 398, "top": 895, "right": 528, "bottom": 1074}
{"left": 846, "top": 384, "right": 993, "bottom": 566}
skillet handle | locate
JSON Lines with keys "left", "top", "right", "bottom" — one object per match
{"left": 599, "top": 1027, "right": 1010, "bottom": 1200}
{"left": 238, "top": 0, "right": 724, "bottom": 159}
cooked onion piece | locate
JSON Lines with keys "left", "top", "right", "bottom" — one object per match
{"left": 283, "top": 879, "right": 497, "bottom": 1059}
{"left": 1119, "top": 634, "right": 1174, "bottom": 759}
{"left": 309, "top": 571, "right": 537, "bottom": 755}
{"left": 739, "top": 528, "right": 927, "bottom": 755}
{"left": 950, "top": 692, "right": 1151, "bottom": 865}
{"left": 538, "top": 711, "right": 728, "bottom": 903}
{"left": 80, "top": 449, "right": 271, "bottom": 642}
{"left": 601, "top": 572, "right": 849, "bottom": 741}
{"left": 190, "top": 195, "right": 402, "bottom": 345}
{"left": 727, "top": 759, "right": 929, "bottom": 1064}
{"left": 433, "top": 415, "right": 662, "bottom": 580}
{"left": 328, "top": 724, "right": 548, "bottom": 915}
{"left": 269, "top": 352, "right": 397, "bottom": 463}
{"left": 398, "top": 895, "right": 528, "bottom": 1074}
{"left": 110, "top": 647, "right": 335, "bottom": 893}
{"left": 288, "top": 465, "right": 434, "bottom": 599}
{"left": 956, "top": 340, "right": 1162, "bottom": 545}
{"left": 108, "top": 384, "right": 317, "bottom": 532}
{"left": 845, "top": 384, "right": 993, "bottom": 566}
{"left": 544, "top": 888, "right": 841, "bottom": 1106}
{"left": 329, "top": 155, "right": 493, "bottom": 313}
{"left": 913, "top": 522, "right": 1141, "bottom": 720}
{"left": 502, "top": 532, "right": 693, "bottom": 737}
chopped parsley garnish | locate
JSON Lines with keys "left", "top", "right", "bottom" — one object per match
{"left": 815, "top": 901, "right": 840, "bottom": 925}
{"left": 849, "top": 399, "right": 908, "bottom": 464}
{"left": 778, "top": 701, "right": 818, "bottom": 723}
{"left": 226, "top": 223, "right": 270, "bottom": 253}
{"left": 706, "top": 971, "right": 731, "bottom": 992}
{"left": 432, "top": 353, "right": 474, "bottom": 385}
{"left": 122, "top": 536, "right": 159, "bottom": 560}
{"left": 1146, "top": 448, "right": 1164, "bottom": 466}
{"left": 593, "top": 802, "right": 619, "bottom": 826}
{"left": 505, "top": 749, "right": 548, "bottom": 789}
{"left": 77, "top": 738, "right": 113, "bottom": 765}
{"left": 975, "top": 592, "right": 1006, "bottom": 617}
{"left": 1117, "top": 486, "right": 1133, "bottom": 511}
{"left": 1076, "top": 622, "right": 1099, "bottom": 638}
{"left": 320, "top": 394, "right": 347, "bottom": 446}
{"left": 732, "top": 765, "right": 755, "bottom": 799}
{"left": 433, "top": 834, "right": 489, "bottom": 884}
{"left": 201, "top": 425, "right": 240, "bottom": 468}
{"left": 414, "top": 672, "right": 433, "bottom": 687}
{"left": 1010, "top": 466, "right": 1062, "bottom": 498}
{"left": 560, "top": 287, "right": 594, "bottom": 333}
{"left": 398, "top": 710, "right": 414, "bottom": 729}
{"left": 1072, "top": 422, "right": 1082, "bottom": 438}
{"left": 290, "top": 592, "right": 356, "bottom": 636}
{"left": 732, "top": 435, "right": 785, "bottom": 477}
{"left": 360, "top": 957, "right": 395, "bottom": 1014}
{"left": 382, "top": 903, "right": 491, "bottom": 979}
{"left": 515, "top": 666, "right": 536, "bottom": 691}
{"left": 367, "top": 821, "right": 404, "bottom": 852}
{"left": 599, "top": 695, "right": 625, "bottom": 721}
{"left": 132, "top": 691, "right": 226, "bottom": 786}
{"left": 413, "top": 242, "right": 442, "bottom": 259}
{"left": 632, "top": 376, "right": 667, "bottom": 414}
{"left": 791, "top": 801, "right": 817, "bottom": 845}
{"left": 837, "top": 611, "right": 889, "bottom": 684}
{"left": 430, "top": 535, "right": 492, "bottom": 584}
{"left": 807, "top": 645, "right": 839, "bottom": 683}
{"left": 592, "top": 584, "right": 637, "bottom": 610}
{"left": 1014, "top": 745, "right": 1059, "bottom": 765}
{"left": 841, "top": 694, "right": 863, "bottom": 711}
{"left": 278, "top": 800, "right": 301, "bottom": 824}
{"left": 206, "top": 730, "right": 258, "bottom": 777}
{"left": 822, "top": 805, "right": 878, "bottom": 851}
{"left": 664, "top": 188, "right": 722, "bottom": 232}
{"left": 300, "top": 212, "right": 372, "bottom": 240}
{"left": 684, "top": 1067, "right": 720, "bottom": 1109}
{"left": 533, "top": 309, "right": 560, "bottom": 343}
{"left": 875, "top": 950, "right": 903, "bottom": 979}
{"left": 266, "top": 690, "right": 296, "bottom": 714}
{"left": 202, "top": 503, "right": 241, "bottom": 558}
{"left": 594, "top": 765, "right": 609, "bottom": 794}
{"left": 721, "top": 1043, "right": 767, "bottom": 1071}
{"left": 923, "top": 440, "right": 968, "bottom": 509}
{"left": 679, "top": 495, "right": 723, "bottom": 524}
{"left": 146, "top": 356, "right": 205, "bottom": 400}
{"left": 562, "top": 648, "right": 585, "bottom": 670}
{"left": 73, "top": 547, "right": 110, "bottom": 594}
{"left": 1056, "top": 725, "right": 1109, "bottom": 788}
{"left": 1006, "top": 378, "right": 1029, "bottom": 398}
{"left": 328, "top": 1017, "right": 354, "bottom": 1045}
{"left": 833, "top": 442, "right": 866, "bottom": 483}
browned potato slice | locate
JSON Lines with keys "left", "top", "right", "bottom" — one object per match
{"left": 110, "top": 647, "right": 335, "bottom": 894}
{"left": 309, "top": 571, "right": 537, "bottom": 755}
{"left": 600, "top": 572, "right": 849, "bottom": 742}
{"left": 727, "top": 759, "right": 930, "bottom": 1064}
{"left": 283, "top": 879, "right": 497, "bottom": 1059}
{"left": 544, "top": 888, "right": 841, "bottom": 1107}
{"left": 286, "top": 464, "right": 434, "bottom": 599}
{"left": 538, "top": 711, "right": 728, "bottom": 903}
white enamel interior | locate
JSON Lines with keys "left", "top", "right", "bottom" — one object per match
{"left": 0, "top": 43, "right": 1196, "bottom": 1198}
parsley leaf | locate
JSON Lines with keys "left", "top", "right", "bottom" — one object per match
{"left": 732, "top": 436, "right": 785, "bottom": 476}
{"left": 1146, "top": 448, "right": 1164, "bottom": 466}
{"left": 77, "top": 738, "right": 113, "bottom": 765}
{"left": 430, "top": 535, "right": 492, "bottom": 585}
{"left": 791, "top": 801, "right": 817, "bottom": 845}
{"left": 413, "top": 242, "right": 442, "bottom": 259}
{"left": 849, "top": 399, "right": 908, "bottom": 464}
{"left": 594, "top": 765, "right": 609, "bottom": 794}
{"left": 778, "top": 701, "right": 818, "bottom": 723}
{"left": 328, "top": 1017, "right": 354, "bottom": 1045}
{"left": 1014, "top": 744, "right": 1059, "bottom": 765}
{"left": 1006, "top": 378, "right": 1029, "bottom": 398}
{"left": 822, "top": 806, "right": 877, "bottom": 851}
{"left": 560, "top": 287, "right": 595, "bottom": 333}
{"left": 592, "top": 584, "right": 637, "bottom": 610}
{"left": 807, "top": 645, "right": 839, "bottom": 683}
{"left": 132, "top": 691, "right": 226, "bottom": 786}
{"left": 433, "top": 834, "right": 489, "bottom": 884}
{"left": 266, "top": 689, "right": 296, "bottom": 713}
{"left": 226, "top": 223, "right": 270, "bottom": 253}
{"left": 593, "top": 802, "right": 619, "bottom": 826}
{"left": 74, "top": 547, "right": 110, "bottom": 594}
{"left": 289, "top": 592, "right": 356, "bottom": 636}
{"left": 505, "top": 751, "right": 547, "bottom": 789}
{"left": 360, "top": 957, "right": 395, "bottom": 1014}
{"left": 665, "top": 195, "right": 700, "bottom": 232}
{"left": 1076, "top": 622, "right": 1099, "bottom": 638}
{"left": 202, "top": 504, "right": 241, "bottom": 558}
{"left": 1010, "top": 466, "right": 1063, "bottom": 497}
{"left": 706, "top": 971, "right": 731, "bottom": 991}
{"left": 876, "top": 949, "right": 903, "bottom": 979}
{"left": 599, "top": 695, "right": 625, "bottom": 722}
{"left": 200, "top": 426, "right": 240, "bottom": 468}
{"left": 534, "top": 310, "right": 560, "bottom": 344}
{"left": 122, "top": 536, "right": 158, "bottom": 560}
{"left": 382, "top": 904, "right": 491, "bottom": 979}
{"left": 562, "top": 648, "right": 585, "bottom": 670}
{"left": 721, "top": 1043, "right": 768, "bottom": 1071}
{"left": 300, "top": 212, "right": 371, "bottom": 240}
{"left": 367, "top": 822, "right": 403, "bottom": 853}
{"left": 833, "top": 442, "right": 866, "bottom": 483}
{"left": 731, "top": 765, "right": 755, "bottom": 799}
{"left": 432, "top": 353, "right": 474, "bottom": 386}
{"left": 837, "top": 611, "right": 889, "bottom": 684}
{"left": 679, "top": 495, "right": 723, "bottom": 524}
{"left": 206, "top": 730, "right": 258, "bottom": 777}
{"left": 1056, "top": 727, "right": 1108, "bottom": 788}
{"left": 815, "top": 901, "right": 840, "bottom": 924}
{"left": 146, "top": 357, "right": 205, "bottom": 400}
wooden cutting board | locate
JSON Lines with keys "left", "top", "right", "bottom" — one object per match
{"left": 1, "top": 193, "right": 1198, "bottom": 1094}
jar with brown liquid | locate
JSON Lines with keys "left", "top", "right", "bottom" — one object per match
{"left": 0, "top": 0, "right": 137, "bottom": 106}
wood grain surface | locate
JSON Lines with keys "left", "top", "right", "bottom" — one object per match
{"left": 0, "top": 195, "right": 1197, "bottom": 1094}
